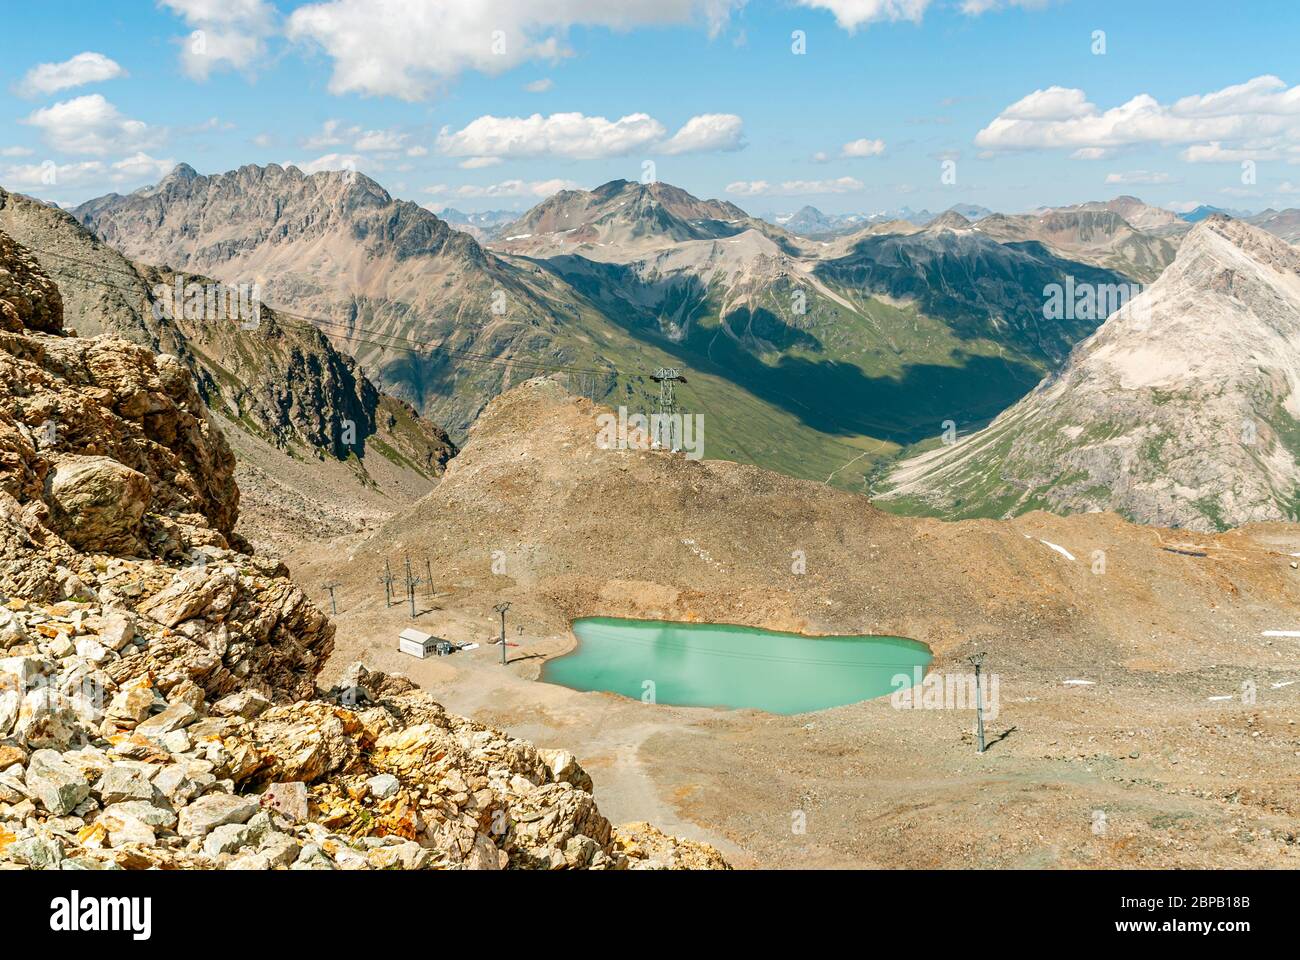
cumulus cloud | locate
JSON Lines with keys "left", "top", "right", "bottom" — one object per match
{"left": 111, "top": 152, "right": 179, "bottom": 180}
{"left": 437, "top": 113, "right": 665, "bottom": 160}
{"left": 1181, "top": 141, "right": 1283, "bottom": 163}
{"left": 353, "top": 128, "right": 408, "bottom": 152}
{"left": 725, "top": 176, "right": 864, "bottom": 197}
{"left": 793, "top": 0, "right": 934, "bottom": 31}
{"left": 23, "top": 95, "right": 163, "bottom": 156}
{"left": 17, "top": 52, "right": 126, "bottom": 97}
{"left": 1, "top": 152, "right": 176, "bottom": 192}
{"left": 435, "top": 111, "right": 744, "bottom": 160}
{"left": 425, "top": 178, "right": 579, "bottom": 199}
{"left": 842, "top": 137, "right": 886, "bottom": 157}
{"left": 287, "top": 0, "right": 744, "bottom": 100}
{"left": 975, "top": 75, "right": 1300, "bottom": 164}
{"left": 2, "top": 160, "right": 107, "bottom": 189}
{"left": 295, "top": 152, "right": 365, "bottom": 175}
{"left": 658, "top": 114, "right": 745, "bottom": 154}
{"left": 159, "top": 0, "right": 276, "bottom": 81}
{"left": 302, "top": 120, "right": 411, "bottom": 154}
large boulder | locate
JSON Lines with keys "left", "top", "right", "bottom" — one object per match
{"left": 43, "top": 455, "right": 151, "bottom": 553}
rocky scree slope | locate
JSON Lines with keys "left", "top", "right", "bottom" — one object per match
{"left": 883, "top": 216, "right": 1300, "bottom": 531}
{"left": 0, "top": 231, "right": 724, "bottom": 871}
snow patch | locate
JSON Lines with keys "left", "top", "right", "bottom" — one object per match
{"left": 1024, "top": 534, "right": 1076, "bottom": 561}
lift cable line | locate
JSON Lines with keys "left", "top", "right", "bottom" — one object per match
{"left": 574, "top": 626, "right": 930, "bottom": 670}
{"left": 24, "top": 245, "right": 617, "bottom": 382}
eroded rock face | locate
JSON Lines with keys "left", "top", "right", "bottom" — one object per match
{"left": 0, "top": 256, "right": 239, "bottom": 555}
{"left": 0, "top": 229, "right": 62, "bottom": 335}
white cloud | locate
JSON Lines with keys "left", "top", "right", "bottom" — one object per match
{"left": 794, "top": 0, "right": 931, "bottom": 32}
{"left": 961, "top": 0, "right": 1050, "bottom": 14}
{"left": 111, "top": 152, "right": 179, "bottom": 180}
{"left": 425, "top": 178, "right": 579, "bottom": 199}
{"left": 658, "top": 114, "right": 745, "bottom": 154}
{"left": 354, "top": 128, "right": 408, "bottom": 152}
{"left": 1001, "top": 86, "right": 1094, "bottom": 122}
{"left": 437, "top": 112, "right": 665, "bottom": 160}
{"left": 160, "top": 0, "right": 276, "bottom": 81}
{"left": 17, "top": 52, "right": 126, "bottom": 97}
{"left": 976, "top": 76, "right": 1300, "bottom": 163}
{"left": 295, "top": 152, "right": 365, "bottom": 175}
{"left": 726, "top": 176, "right": 864, "bottom": 197}
{"left": 2, "top": 160, "right": 106, "bottom": 189}
{"left": 436, "top": 111, "right": 744, "bottom": 160}
{"left": 810, "top": 151, "right": 829, "bottom": 163}
{"left": 842, "top": 137, "right": 885, "bottom": 157}
{"left": 1104, "top": 170, "right": 1174, "bottom": 185}
{"left": 2, "top": 152, "right": 176, "bottom": 192}
{"left": 1181, "top": 141, "right": 1281, "bottom": 163}
{"left": 406, "top": 145, "right": 428, "bottom": 157}
{"left": 459, "top": 157, "right": 503, "bottom": 169}
{"left": 525, "top": 78, "right": 554, "bottom": 93}
{"left": 1, "top": 147, "right": 34, "bottom": 157}
{"left": 302, "top": 119, "right": 410, "bottom": 154}
{"left": 23, "top": 95, "right": 163, "bottom": 156}
{"left": 302, "top": 119, "right": 351, "bottom": 150}
{"left": 288, "top": 0, "right": 744, "bottom": 100}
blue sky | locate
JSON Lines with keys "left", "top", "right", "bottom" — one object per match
{"left": 3, "top": 0, "right": 1299, "bottom": 217}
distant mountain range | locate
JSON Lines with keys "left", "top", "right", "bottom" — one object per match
{"left": 51, "top": 163, "right": 1300, "bottom": 503}
{"left": 765, "top": 203, "right": 995, "bottom": 236}
{"left": 883, "top": 216, "right": 1300, "bottom": 530}
{"left": 435, "top": 207, "right": 521, "bottom": 242}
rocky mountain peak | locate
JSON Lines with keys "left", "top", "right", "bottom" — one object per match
{"left": 926, "top": 209, "right": 973, "bottom": 231}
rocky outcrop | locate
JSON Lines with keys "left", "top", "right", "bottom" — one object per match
{"left": 0, "top": 230, "right": 725, "bottom": 871}
{"left": 0, "top": 228, "right": 62, "bottom": 335}
{"left": 0, "top": 307, "right": 239, "bottom": 553}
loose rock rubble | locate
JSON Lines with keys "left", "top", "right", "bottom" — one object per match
{"left": 0, "top": 228, "right": 727, "bottom": 871}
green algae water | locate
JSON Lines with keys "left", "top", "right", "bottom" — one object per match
{"left": 542, "top": 617, "right": 932, "bottom": 715}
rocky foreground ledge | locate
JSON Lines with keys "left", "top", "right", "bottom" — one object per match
{"left": 0, "top": 227, "right": 726, "bottom": 871}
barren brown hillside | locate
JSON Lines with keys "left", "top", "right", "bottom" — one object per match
{"left": 289, "top": 378, "right": 1300, "bottom": 868}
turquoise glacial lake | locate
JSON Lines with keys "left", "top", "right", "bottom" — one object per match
{"left": 542, "top": 617, "right": 932, "bottom": 715}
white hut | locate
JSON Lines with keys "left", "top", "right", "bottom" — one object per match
{"left": 398, "top": 628, "right": 438, "bottom": 659}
